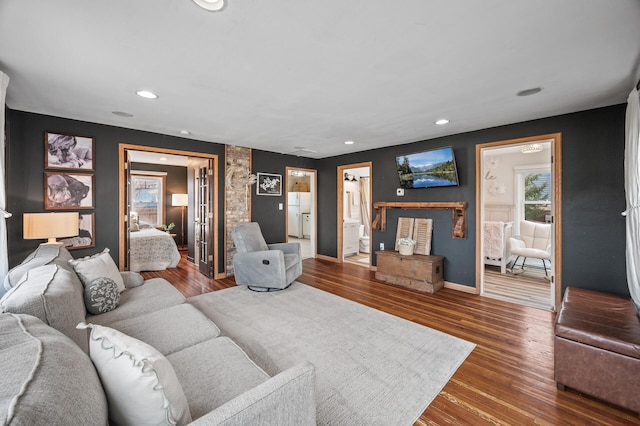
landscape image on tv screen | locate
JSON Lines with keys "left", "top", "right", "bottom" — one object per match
{"left": 395, "top": 146, "right": 459, "bottom": 189}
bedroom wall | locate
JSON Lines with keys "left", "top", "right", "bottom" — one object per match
{"left": 130, "top": 162, "right": 188, "bottom": 246}
{"left": 316, "top": 104, "right": 628, "bottom": 297}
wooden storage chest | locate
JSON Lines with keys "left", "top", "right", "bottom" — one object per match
{"left": 375, "top": 250, "right": 444, "bottom": 294}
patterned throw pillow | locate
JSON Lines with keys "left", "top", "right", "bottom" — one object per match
{"left": 84, "top": 277, "right": 120, "bottom": 315}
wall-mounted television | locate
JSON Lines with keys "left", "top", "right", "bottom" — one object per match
{"left": 395, "top": 146, "right": 459, "bottom": 189}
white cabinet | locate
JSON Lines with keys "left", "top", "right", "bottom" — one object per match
{"left": 302, "top": 213, "right": 311, "bottom": 238}
{"left": 343, "top": 222, "right": 359, "bottom": 257}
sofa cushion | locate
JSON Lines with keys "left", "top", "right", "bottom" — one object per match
{"left": 86, "top": 278, "right": 185, "bottom": 326}
{"left": 69, "top": 248, "right": 126, "bottom": 293}
{"left": 79, "top": 322, "right": 192, "bottom": 426}
{"left": 108, "top": 304, "right": 221, "bottom": 355}
{"left": 84, "top": 277, "right": 120, "bottom": 315}
{"left": 2, "top": 243, "right": 74, "bottom": 297}
{"left": 0, "top": 264, "right": 88, "bottom": 353}
{"left": 0, "top": 313, "right": 107, "bottom": 425}
{"left": 121, "top": 271, "right": 145, "bottom": 289}
{"left": 167, "top": 336, "right": 270, "bottom": 420}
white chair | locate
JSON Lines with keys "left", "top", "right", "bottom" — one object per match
{"left": 508, "top": 220, "right": 551, "bottom": 277}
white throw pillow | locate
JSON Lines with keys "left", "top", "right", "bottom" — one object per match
{"left": 69, "top": 248, "right": 126, "bottom": 293}
{"left": 77, "top": 322, "right": 192, "bottom": 426}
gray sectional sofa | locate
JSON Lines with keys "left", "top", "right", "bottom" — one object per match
{"left": 0, "top": 244, "right": 316, "bottom": 425}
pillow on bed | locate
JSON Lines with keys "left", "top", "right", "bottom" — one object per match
{"left": 138, "top": 220, "right": 153, "bottom": 230}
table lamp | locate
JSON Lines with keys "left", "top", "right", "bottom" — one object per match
{"left": 23, "top": 212, "right": 79, "bottom": 244}
{"left": 171, "top": 193, "right": 188, "bottom": 247}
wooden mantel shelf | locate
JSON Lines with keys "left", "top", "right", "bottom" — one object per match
{"left": 372, "top": 201, "right": 468, "bottom": 239}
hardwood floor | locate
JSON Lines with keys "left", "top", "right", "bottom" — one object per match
{"left": 143, "top": 255, "right": 639, "bottom": 425}
{"left": 484, "top": 266, "right": 552, "bottom": 311}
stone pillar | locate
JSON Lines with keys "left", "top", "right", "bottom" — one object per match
{"left": 225, "top": 145, "right": 252, "bottom": 275}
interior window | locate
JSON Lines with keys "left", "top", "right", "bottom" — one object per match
{"left": 131, "top": 174, "right": 165, "bottom": 226}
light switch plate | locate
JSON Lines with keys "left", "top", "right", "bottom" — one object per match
{"left": 396, "top": 188, "right": 405, "bottom": 196}
{"left": 278, "top": 203, "right": 283, "bottom": 210}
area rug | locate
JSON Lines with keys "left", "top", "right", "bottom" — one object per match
{"left": 189, "top": 282, "right": 475, "bottom": 425}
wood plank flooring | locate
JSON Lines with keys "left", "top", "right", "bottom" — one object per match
{"left": 142, "top": 255, "right": 639, "bottom": 425}
{"left": 484, "top": 266, "right": 552, "bottom": 311}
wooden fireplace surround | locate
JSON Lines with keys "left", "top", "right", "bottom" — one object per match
{"left": 371, "top": 201, "right": 468, "bottom": 239}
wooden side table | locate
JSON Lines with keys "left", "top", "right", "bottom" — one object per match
{"left": 375, "top": 250, "right": 444, "bottom": 294}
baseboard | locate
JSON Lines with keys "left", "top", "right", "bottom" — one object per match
{"left": 316, "top": 254, "right": 339, "bottom": 263}
{"left": 444, "top": 281, "right": 479, "bottom": 294}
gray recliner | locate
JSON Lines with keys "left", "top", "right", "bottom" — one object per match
{"left": 231, "top": 222, "right": 302, "bottom": 292}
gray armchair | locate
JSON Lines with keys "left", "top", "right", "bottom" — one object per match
{"left": 231, "top": 222, "right": 302, "bottom": 291}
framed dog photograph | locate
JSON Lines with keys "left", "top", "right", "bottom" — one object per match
{"left": 58, "top": 212, "right": 95, "bottom": 250}
{"left": 45, "top": 131, "right": 95, "bottom": 171}
{"left": 45, "top": 172, "right": 94, "bottom": 210}
{"left": 256, "top": 172, "right": 282, "bottom": 196}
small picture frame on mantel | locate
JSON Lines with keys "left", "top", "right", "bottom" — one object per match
{"left": 256, "top": 173, "right": 282, "bottom": 196}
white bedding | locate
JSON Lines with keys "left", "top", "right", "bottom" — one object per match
{"left": 129, "top": 227, "right": 181, "bottom": 272}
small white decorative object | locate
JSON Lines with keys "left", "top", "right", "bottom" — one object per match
{"left": 397, "top": 238, "right": 416, "bottom": 256}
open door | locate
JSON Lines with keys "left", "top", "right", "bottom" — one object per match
{"left": 123, "top": 149, "right": 132, "bottom": 270}
{"left": 476, "top": 133, "right": 562, "bottom": 311}
{"left": 196, "top": 160, "right": 215, "bottom": 277}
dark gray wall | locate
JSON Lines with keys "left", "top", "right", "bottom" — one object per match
{"left": 6, "top": 110, "right": 227, "bottom": 272}
{"left": 250, "top": 150, "right": 317, "bottom": 243}
{"left": 130, "top": 162, "right": 188, "bottom": 246}
{"left": 316, "top": 104, "right": 628, "bottom": 296}
{"left": 6, "top": 104, "right": 630, "bottom": 297}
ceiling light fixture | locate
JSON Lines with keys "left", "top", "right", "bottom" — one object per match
{"left": 160, "top": 157, "right": 168, "bottom": 161}
{"left": 517, "top": 87, "right": 542, "bottom": 97}
{"left": 193, "top": 0, "right": 225, "bottom": 11}
{"left": 112, "top": 111, "right": 133, "bottom": 117}
{"left": 136, "top": 90, "right": 158, "bottom": 99}
{"left": 344, "top": 140, "right": 354, "bottom": 145}
{"left": 521, "top": 143, "right": 543, "bottom": 154}
{"left": 435, "top": 119, "right": 449, "bottom": 125}
{"left": 179, "top": 130, "right": 190, "bottom": 136}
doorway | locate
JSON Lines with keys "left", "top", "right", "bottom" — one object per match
{"left": 476, "top": 134, "right": 562, "bottom": 311}
{"left": 118, "top": 144, "right": 220, "bottom": 278}
{"left": 285, "top": 167, "right": 317, "bottom": 259}
{"left": 337, "top": 162, "right": 372, "bottom": 267}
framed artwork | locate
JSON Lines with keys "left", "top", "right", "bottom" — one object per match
{"left": 45, "top": 131, "right": 95, "bottom": 171}
{"left": 58, "top": 213, "right": 95, "bottom": 250}
{"left": 45, "top": 172, "right": 94, "bottom": 210}
{"left": 256, "top": 173, "right": 282, "bottom": 196}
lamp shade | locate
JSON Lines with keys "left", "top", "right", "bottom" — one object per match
{"left": 24, "top": 212, "right": 79, "bottom": 244}
{"left": 172, "top": 194, "right": 189, "bottom": 207}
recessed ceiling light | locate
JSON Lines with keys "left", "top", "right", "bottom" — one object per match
{"left": 435, "top": 119, "right": 450, "bottom": 125}
{"left": 159, "top": 157, "right": 168, "bottom": 161}
{"left": 344, "top": 140, "right": 355, "bottom": 145}
{"left": 179, "top": 130, "right": 190, "bottom": 136}
{"left": 136, "top": 90, "right": 158, "bottom": 99}
{"left": 112, "top": 111, "right": 133, "bottom": 117}
{"left": 517, "top": 87, "right": 543, "bottom": 97}
{"left": 193, "top": 0, "right": 225, "bottom": 11}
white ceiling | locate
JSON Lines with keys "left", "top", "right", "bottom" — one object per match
{"left": 1, "top": 1, "right": 639, "bottom": 159}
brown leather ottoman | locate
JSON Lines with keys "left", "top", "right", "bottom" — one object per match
{"left": 555, "top": 287, "right": 640, "bottom": 414}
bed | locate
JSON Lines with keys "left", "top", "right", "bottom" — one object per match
{"left": 129, "top": 225, "right": 181, "bottom": 272}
